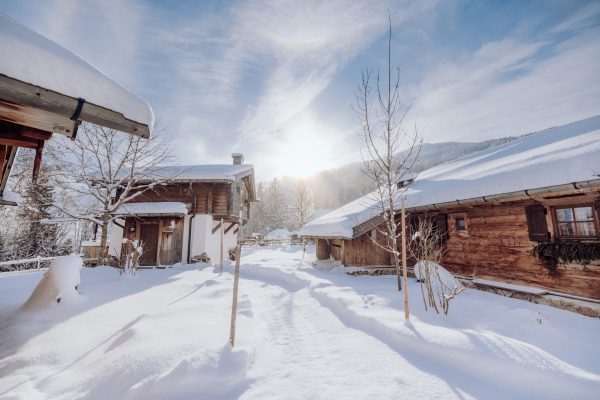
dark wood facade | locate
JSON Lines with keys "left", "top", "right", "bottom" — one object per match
{"left": 317, "top": 188, "right": 600, "bottom": 299}
{"left": 121, "top": 216, "right": 185, "bottom": 266}
{"left": 122, "top": 180, "right": 252, "bottom": 224}
{"left": 116, "top": 171, "right": 254, "bottom": 266}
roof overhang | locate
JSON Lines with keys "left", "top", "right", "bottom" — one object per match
{"left": 304, "top": 178, "right": 600, "bottom": 240}
{"left": 0, "top": 75, "right": 151, "bottom": 138}
{"left": 115, "top": 202, "right": 191, "bottom": 218}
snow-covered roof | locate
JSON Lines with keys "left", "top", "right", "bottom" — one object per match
{"left": 145, "top": 164, "right": 255, "bottom": 182}
{"left": 0, "top": 14, "right": 154, "bottom": 130}
{"left": 300, "top": 115, "right": 600, "bottom": 239}
{"left": 116, "top": 202, "right": 189, "bottom": 217}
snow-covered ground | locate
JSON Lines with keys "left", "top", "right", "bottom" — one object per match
{"left": 0, "top": 246, "right": 599, "bottom": 399}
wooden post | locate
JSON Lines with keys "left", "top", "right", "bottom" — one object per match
{"left": 220, "top": 218, "right": 224, "bottom": 272}
{"left": 32, "top": 139, "right": 44, "bottom": 182}
{"left": 0, "top": 145, "right": 6, "bottom": 172}
{"left": 229, "top": 188, "right": 244, "bottom": 347}
{"left": 157, "top": 220, "right": 164, "bottom": 266}
{"left": 401, "top": 197, "right": 409, "bottom": 320}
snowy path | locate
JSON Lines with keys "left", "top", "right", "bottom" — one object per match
{"left": 1, "top": 246, "right": 599, "bottom": 399}
{"left": 236, "top": 249, "right": 600, "bottom": 400}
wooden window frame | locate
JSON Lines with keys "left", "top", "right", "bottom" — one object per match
{"left": 450, "top": 213, "right": 468, "bottom": 236}
{"left": 551, "top": 203, "right": 599, "bottom": 240}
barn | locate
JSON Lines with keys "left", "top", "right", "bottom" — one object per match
{"left": 0, "top": 14, "right": 153, "bottom": 206}
{"left": 300, "top": 115, "right": 600, "bottom": 303}
{"left": 108, "top": 154, "right": 256, "bottom": 266}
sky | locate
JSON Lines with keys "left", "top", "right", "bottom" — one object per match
{"left": 1, "top": 0, "right": 599, "bottom": 181}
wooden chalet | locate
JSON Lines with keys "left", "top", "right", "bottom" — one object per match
{"left": 300, "top": 116, "right": 600, "bottom": 303}
{"left": 0, "top": 14, "right": 153, "bottom": 205}
{"left": 109, "top": 154, "right": 256, "bottom": 266}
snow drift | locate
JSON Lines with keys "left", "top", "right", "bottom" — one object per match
{"left": 22, "top": 255, "right": 82, "bottom": 310}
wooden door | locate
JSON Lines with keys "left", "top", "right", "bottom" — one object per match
{"left": 159, "top": 219, "right": 183, "bottom": 265}
{"left": 140, "top": 223, "right": 159, "bottom": 266}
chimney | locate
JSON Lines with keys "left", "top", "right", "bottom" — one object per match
{"left": 232, "top": 153, "right": 244, "bottom": 165}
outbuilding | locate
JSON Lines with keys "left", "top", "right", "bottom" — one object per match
{"left": 109, "top": 154, "right": 256, "bottom": 266}
{"left": 300, "top": 115, "right": 600, "bottom": 301}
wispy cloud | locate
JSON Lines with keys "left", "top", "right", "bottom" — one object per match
{"left": 1, "top": 0, "right": 597, "bottom": 180}
{"left": 409, "top": 13, "right": 600, "bottom": 142}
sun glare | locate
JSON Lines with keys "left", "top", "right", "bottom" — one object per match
{"left": 270, "top": 117, "right": 344, "bottom": 178}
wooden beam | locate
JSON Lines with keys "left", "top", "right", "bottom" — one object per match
{"left": 0, "top": 121, "right": 52, "bottom": 149}
{"left": 0, "top": 76, "right": 150, "bottom": 138}
{"left": 157, "top": 220, "right": 163, "bottom": 266}
{"left": 224, "top": 223, "right": 236, "bottom": 234}
{"left": 21, "top": 127, "right": 52, "bottom": 141}
{"left": 0, "top": 135, "right": 39, "bottom": 148}
{"left": 0, "top": 145, "right": 6, "bottom": 173}
{"left": 212, "top": 222, "right": 222, "bottom": 234}
{"left": 32, "top": 139, "right": 44, "bottom": 182}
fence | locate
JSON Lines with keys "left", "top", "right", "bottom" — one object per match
{"left": 241, "top": 238, "right": 314, "bottom": 247}
{"left": 0, "top": 255, "right": 98, "bottom": 272}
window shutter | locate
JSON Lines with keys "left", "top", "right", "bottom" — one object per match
{"left": 435, "top": 214, "right": 448, "bottom": 242}
{"left": 525, "top": 205, "right": 549, "bottom": 242}
{"left": 595, "top": 199, "right": 600, "bottom": 238}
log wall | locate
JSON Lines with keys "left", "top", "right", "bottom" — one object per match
{"left": 342, "top": 233, "right": 391, "bottom": 266}
{"left": 331, "top": 193, "right": 600, "bottom": 299}
{"left": 125, "top": 182, "right": 249, "bottom": 222}
{"left": 441, "top": 203, "right": 600, "bottom": 299}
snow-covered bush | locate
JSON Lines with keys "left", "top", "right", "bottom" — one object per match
{"left": 22, "top": 255, "right": 82, "bottom": 310}
{"left": 414, "top": 261, "right": 465, "bottom": 314}
{"left": 409, "top": 216, "right": 465, "bottom": 314}
{"left": 121, "top": 239, "right": 143, "bottom": 275}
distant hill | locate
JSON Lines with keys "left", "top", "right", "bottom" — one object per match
{"left": 305, "top": 136, "right": 519, "bottom": 210}
{"left": 246, "top": 136, "right": 521, "bottom": 234}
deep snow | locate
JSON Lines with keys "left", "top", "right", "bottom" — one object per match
{"left": 22, "top": 255, "right": 82, "bottom": 310}
{"left": 0, "top": 246, "right": 599, "bottom": 399}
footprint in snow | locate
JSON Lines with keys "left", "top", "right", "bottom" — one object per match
{"left": 237, "top": 295, "right": 253, "bottom": 318}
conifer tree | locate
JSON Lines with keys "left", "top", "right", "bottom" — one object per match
{"left": 15, "top": 178, "right": 65, "bottom": 261}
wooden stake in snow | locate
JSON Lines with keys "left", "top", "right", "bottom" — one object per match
{"left": 220, "top": 218, "right": 224, "bottom": 272}
{"left": 401, "top": 197, "right": 409, "bottom": 320}
{"left": 229, "top": 187, "right": 244, "bottom": 347}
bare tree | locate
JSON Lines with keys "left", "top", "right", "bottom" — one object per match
{"left": 54, "top": 123, "right": 172, "bottom": 263}
{"left": 408, "top": 216, "right": 466, "bottom": 315}
{"left": 356, "top": 15, "right": 422, "bottom": 320}
{"left": 292, "top": 180, "right": 314, "bottom": 228}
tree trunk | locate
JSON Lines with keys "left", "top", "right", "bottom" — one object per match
{"left": 401, "top": 197, "right": 409, "bottom": 320}
{"left": 99, "top": 213, "right": 110, "bottom": 266}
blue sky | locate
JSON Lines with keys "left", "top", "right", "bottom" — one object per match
{"left": 2, "top": 0, "right": 599, "bottom": 180}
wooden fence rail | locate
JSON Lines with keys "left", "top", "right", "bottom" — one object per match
{"left": 0, "top": 255, "right": 98, "bottom": 271}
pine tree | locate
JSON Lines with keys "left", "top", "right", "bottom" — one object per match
{"left": 264, "top": 178, "right": 287, "bottom": 230}
{"left": 15, "top": 179, "right": 64, "bottom": 261}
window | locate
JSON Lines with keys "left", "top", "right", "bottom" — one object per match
{"left": 455, "top": 217, "right": 466, "bottom": 231}
{"left": 555, "top": 206, "right": 597, "bottom": 238}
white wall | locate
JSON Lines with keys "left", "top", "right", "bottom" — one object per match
{"left": 186, "top": 215, "right": 238, "bottom": 265}
{"left": 108, "top": 219, "right": 124, "bottom": 259}
{"left": 205, "top": 220, "right": 237, "bottom": 265}
{"left": 190, "top": 214, "right": 212, "bottom": 259}
{"left": 181, "top": 215, "right": 191, "bottom": 263}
